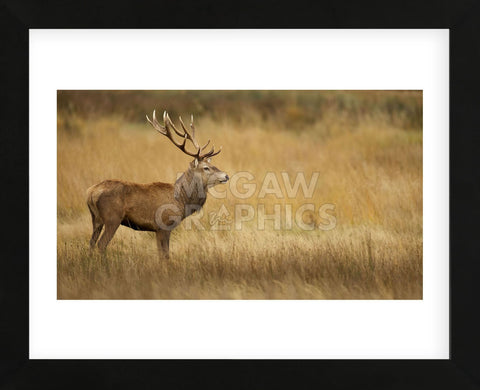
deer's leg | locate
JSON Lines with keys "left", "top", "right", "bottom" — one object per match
{"left": 97, "top": 219, "right": 121, "bottom": 251}
{"left": 90, "top": 223, "right": 104, "bottom": 250}
{"left": 156, "top": 230, "right": 171, "bottom": 260}
{"left": 89, "top": 212, "right": 104, "bottom": 250}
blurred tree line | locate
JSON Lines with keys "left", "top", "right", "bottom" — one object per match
{"left": 57, "top": 90, "right": 422, "bottom": 131}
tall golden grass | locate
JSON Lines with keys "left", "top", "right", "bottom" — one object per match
{"left": 57, "top": 91, "right": 422, "bottom": 299}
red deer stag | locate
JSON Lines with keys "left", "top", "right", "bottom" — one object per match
{"left": 86, "top": 110, "right": 229, "bottom": 259}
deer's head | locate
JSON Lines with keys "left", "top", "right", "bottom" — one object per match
{"left": 189, "top": 157, "right": 229, "bottom": 188}
{"left": 146, "top": 110, "right": 229, "bottom": 190}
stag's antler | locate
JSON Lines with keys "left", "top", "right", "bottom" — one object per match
{"left": 146, "top": 110, "right": 222, "bottom": 160}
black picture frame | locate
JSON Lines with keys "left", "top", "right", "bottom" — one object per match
{"left": 1, "top": 0, "right": 479, "bottom": 388}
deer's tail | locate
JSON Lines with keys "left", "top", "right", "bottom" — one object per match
{"left": 86, "top": 184, "right": 101, "bottom": 221}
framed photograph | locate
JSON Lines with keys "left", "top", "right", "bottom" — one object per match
{"left": 34, "top": 30, "right": 439, "bottom": 358}
{"left": 2, "top": 1, "right": 479, "bottom": 388}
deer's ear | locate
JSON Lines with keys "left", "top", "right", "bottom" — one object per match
{"left": 194, "top": 158, "right": 199, "bottom": 167}
{"left": 207, "top": 158, "right": 211, "bottom": 163}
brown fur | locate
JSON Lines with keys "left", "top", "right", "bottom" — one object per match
{"left": 87, "top": 159, "right": 228, "bottom": 259}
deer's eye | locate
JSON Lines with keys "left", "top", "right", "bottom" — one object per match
{"left": 203, "top": 167, "right": 210, "bottom": 171}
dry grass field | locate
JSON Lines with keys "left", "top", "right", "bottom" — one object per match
{"left": 57, "top": 90, "right": 422, "bottom": 299}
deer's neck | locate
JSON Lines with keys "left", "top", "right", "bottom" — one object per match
{"left": 174, "top": 169, "right": 207, "bottom": 217}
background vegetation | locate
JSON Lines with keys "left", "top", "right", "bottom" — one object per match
{"left": 57, "top": 90, "right": 422, "bottom": 299}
